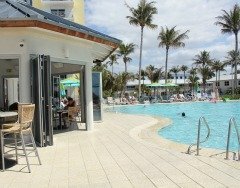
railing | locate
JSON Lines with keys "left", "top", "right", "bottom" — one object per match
{"left": 187, "top": 116, "right": 210, "bottom": 155}
{"left": 225, "top": 117, "right": 240, "bottom": 161}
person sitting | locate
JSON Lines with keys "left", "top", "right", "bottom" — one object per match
{"left": 60, "top": 98, "right": 68, "bottom": 109}
{"left": 62, "top": 97, "right": 76, "bottom": 129}
{"left": 67, "top": 97, "right": 76, "bottom": 107}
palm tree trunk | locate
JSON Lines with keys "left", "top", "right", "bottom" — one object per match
{"left": 125, "top": 62, "right": 127, "bottom": 73}
{"left": 112, "top": 65, "right": 114, "bottom": 76}
{"left": 165, "top": 47, "right": 169, "bottom": 84}
{"left": 233, "top": 32, "right": 238, "bottom": 94}
{"left": 183, "top": 71, "right": 186, "bottom": 95}
{"left": 215, "top": 70, "right": 217, "bottom": 89}
{"left": 203, "top": 79, "right": 206, "bottom": 93}
{"left": 138, "top": 26, "right": 144, "bottom": 99}
{"left": 175, "top": 73, "right": 177, "bottom": 84}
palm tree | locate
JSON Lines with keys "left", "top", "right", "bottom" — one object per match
{"left": 158, "top": 26, "right": 189, "bottom": 84}
{"left": 126, "top": 0, "right": 158, "bottom": 98}
{"left": 170, "top": 66, "right": 180, "bottom": 84}
{"left": 188, "top": 68, "right": 199, "bottom": 95}
{"left": 107, "top": 54, "right": 118, "bottom": 76}
{"left": 145, "top": 65, "right": 162, "bottom": 83}
{"left": 224, "top": 50, "right": 240, "bottom": 93}
{"left": 118, "top": 43, "right": 135, "bottom": 72}
{"left": 211, "top": 60, "right": 222, "bottom": 88}
{"left": 193, "top": 50, "right": 213, "bottom": 67}
{"left": 114, "top": 72, "right": 135, "bottom": 99}
{"left": 215, "top": 4, "right": 240, "bottom": 93}
{"left": 181, "top": 65, "right": 188, "bottom": 94}
{"left": 198, "top": 67, "right": 214, "bottom": 93}
{"left": 141, "top": 69, "right": 147, "bottom": 85}
{"left": 193, "top": 51, "right": 213, "bottom": 92}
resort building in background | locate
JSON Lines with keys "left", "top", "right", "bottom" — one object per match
{"left": 32, "top": 0, "right": 84, "bottom": 24}
{"left": 0, "top": 0, "right": 120, "bottom": 146}
{"left": 208, "top": 74, "right": 240, "bottom": 94}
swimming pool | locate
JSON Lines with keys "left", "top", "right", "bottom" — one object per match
{"left": 114, "top": 102, "right": 240, "bottom": 151}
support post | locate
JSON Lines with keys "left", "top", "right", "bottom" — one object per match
{"left": 85, "top": 63, "right": 93, "bottom": 131}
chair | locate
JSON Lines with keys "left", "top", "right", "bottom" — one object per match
{"left": 67, "top": 106, "right": 81, "bottom": 130}
{"left": 1, "top": 104, "right": 41, "bottom": 172}
{"left": 107, "top": 97, "right": 114, "bottom": 105}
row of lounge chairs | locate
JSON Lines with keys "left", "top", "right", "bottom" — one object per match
{"left": 106, "top": 97, "right": 138, "bottom": 105}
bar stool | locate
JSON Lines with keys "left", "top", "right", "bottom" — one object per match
{"left": 1, "top": 104, "right": 41, "bottom": 172}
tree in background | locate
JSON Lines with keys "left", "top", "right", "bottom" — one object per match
{"left": 215, "top": 4, "right": 240, "bottom": 94}
{"left": 170, "top": 66, "right": 180, "bottom": 84}
{"left": 107, "top": 54, "right": 118, "bottom": 76}
{"left": 193, "top": 51, "right": 213, "bottom": 92}
{"left": 157, "top": 26, "right": 189, "bottom": 84}
{"left": 188, "top": 68, "right": 199, "bottom": 95}
{"left": 118, "top": 43, "right": 135, "bottom": 72}
{"left": 145, "top": 65, "right": 162, "bottom": 83}
{"left": 224, "top": 50, "right": 240, "bottom": 88}
{"left": 181, "top": 65, "right": 188, "bottom": 94}
{"left": 126, "top": 0, "right": 158, "bottom": 98}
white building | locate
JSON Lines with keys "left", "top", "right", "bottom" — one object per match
{"left": 0, "top": 0, "right": 120, "bottom": 146}
{"left": 207, "top": 74, "right": 240, "bottom": 94}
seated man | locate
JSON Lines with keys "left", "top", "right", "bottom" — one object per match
{"left": 62, "top": 97, "right": 76, "bottom": 129}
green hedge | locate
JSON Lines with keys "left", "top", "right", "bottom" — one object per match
{"left": 221, "top": 94, "right": 240, "bottom": 100}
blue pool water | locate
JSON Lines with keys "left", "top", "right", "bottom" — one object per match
{"left": 113, "top": 102, "right": 240, "bottom": 150}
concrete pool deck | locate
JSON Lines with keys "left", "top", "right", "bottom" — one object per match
{"left": 1, "top": 112, "right": 240, "bottom": 187}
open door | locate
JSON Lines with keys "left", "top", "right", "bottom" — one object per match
{"left": 92, "top": 72, "right": 103, "bottom": 122}
{"left": 31, "top": 55, "right": 53, "bottom": 147}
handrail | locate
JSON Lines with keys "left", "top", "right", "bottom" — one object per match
{"left": 225, "top": 117, "right": 240, "bottom": 160}
{"left": 187, "top": 116, "right": 210, "bottom": 155}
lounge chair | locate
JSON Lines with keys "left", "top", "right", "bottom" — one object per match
{"left": 107, "top": 97, "right": 114, "bottom": 105}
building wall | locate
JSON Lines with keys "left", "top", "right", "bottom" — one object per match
{"left": 211, "top": 79, "right": 240, "bottom": 94}
{"left": 0, "top": 27, "right": 94, "bottom": 106}
{"left": 73, "top": 0, "right": 85, "bottom": 24}
{"left": 33, "top": 0, "right": 85, "bottom": 24}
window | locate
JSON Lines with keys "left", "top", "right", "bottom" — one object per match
{"left": 216, "top": 82, "right": 220, "bottom": 87}
{"left": 176, "top": 76, "right": 178, "bottom": 79}
{"left": 224, "top": 81, "right": 229, "bottom": 86}
{"left": 51, "top": 9, "right": 65, "bottom": 18}
{"left": 239, "top": 80, "right": 240, "bottom": 85}
{"left": 180, "top": 76, "right": 182, "bottom": 79}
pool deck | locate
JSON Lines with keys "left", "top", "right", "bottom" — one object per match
{"left": 1, "top": 112, "right": 240, "bottom": 187}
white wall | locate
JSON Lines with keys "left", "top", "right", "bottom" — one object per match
{"left": 0, "top": 27, "right": 94, "bottom": 106}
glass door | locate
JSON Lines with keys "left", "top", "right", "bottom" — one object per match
{"left": 92, "top": 72, "right": 102, "bottom": 122}
{"left": 31, "top": 55, "right": 53, "bottom": 147}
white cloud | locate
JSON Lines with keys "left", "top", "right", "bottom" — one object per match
{"left": 86, "top": 0, "right": 239, "bottom": 73}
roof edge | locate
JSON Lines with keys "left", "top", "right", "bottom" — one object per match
{"left": 0, "top": 19, "right": 121, "bottom": 48}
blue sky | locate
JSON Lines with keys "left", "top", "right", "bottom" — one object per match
{"left": 85, "top": 0, "right": 239, "bottom": 74}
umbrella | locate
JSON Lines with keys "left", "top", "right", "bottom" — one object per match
{"left": 160, "top": 83, "right": 178, "bottom": 87}
{"left": 60, "top": 77, "right": 80, "bottom": 87}
{"left": 146, "top": 83, "right": 163, "bottom": 87}
{"left": 146, "top": 83, "right": 178, "bottom": 87}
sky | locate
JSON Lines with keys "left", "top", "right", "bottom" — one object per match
{"left": 85, "top": 0, "right": 239, "bottom": 74}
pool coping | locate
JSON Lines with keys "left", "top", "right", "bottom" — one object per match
{"left": 129, "top": 114, "right": 237, "bottom": 160}
{"left": 104, "top": 101, "right": 240, "bottom": 160}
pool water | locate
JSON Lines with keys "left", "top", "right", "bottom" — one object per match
{"left": 114, "top": 102, "right": 240, "bottom": 151}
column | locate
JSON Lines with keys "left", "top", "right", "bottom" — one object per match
{"left": 85, "top": 63, "right": 94, "bottom": 131}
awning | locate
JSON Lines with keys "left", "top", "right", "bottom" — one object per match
{"left": 60, "top": 77, "right": 80, "bottom": 87}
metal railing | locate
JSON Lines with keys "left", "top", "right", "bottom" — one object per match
{"left": 187, "top": 116, "right": 210, "bottom": 155}
{"left": 225, "top": 117, "right": 240, "bottom": 161}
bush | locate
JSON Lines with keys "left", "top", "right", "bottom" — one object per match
{"left": 221, "top": 94, "right": 240, "bottom": 100}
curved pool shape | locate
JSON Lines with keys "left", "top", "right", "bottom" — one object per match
{"left": 114, "top": 102, "right": 240, "bottom": 151}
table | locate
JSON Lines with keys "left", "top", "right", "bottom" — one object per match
{"left": 0, "top": 111, "right": 18, "bottom": 170}
{"left": 57, "top": 110, "right": 68, "bottom": 130}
